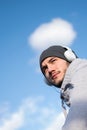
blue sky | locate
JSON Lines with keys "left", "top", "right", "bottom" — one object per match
{"left": 0, "top": 0, "right": 87, "bottom": 130}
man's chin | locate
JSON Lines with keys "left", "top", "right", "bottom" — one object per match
{"left": 52, "top": 81, "right": 62, "bottom": 88}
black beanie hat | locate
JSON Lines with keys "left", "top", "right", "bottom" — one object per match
{"left": 39, "top": 45, "right": 68, "bottom": 73}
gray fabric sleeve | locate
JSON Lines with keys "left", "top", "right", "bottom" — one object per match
{"left": 62, "top": 65, "right": 87, "bottom": 130}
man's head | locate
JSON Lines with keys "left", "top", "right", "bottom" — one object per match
{"left": 39, "top": 45, "right": 77, "bottom": 88}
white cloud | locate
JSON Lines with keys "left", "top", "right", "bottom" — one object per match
{"left": 28, "top": 18, "right": 77, "bottom": 51}
{"left": 0, "top": 109, "right": 24, "bottom": 130}
{"left": 0, "top": 96, "right": 65, "bottom": 130}
{"left": 44, "top": 112, "right": 65, "bottom": 130}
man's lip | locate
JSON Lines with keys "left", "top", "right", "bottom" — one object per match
{"left": 51, "top": 72, "right": 60, "bottom": 79}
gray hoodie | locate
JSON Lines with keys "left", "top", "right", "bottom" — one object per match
{"left": 61, "top": 58, "right": 87, "bottom": 130}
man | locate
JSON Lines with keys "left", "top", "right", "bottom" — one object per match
{"left": 39, "top": 45, "right": 87, "bottom": 130}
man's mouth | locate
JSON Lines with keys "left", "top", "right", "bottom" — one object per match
{"left": 51, "top": 72, "right": 60, "bottom": 80}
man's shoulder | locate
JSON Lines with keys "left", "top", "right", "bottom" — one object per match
{"left": 68, "top": 58, "right": 87, "bottom": 75}
{"left": 70, "top": 58, "right": 87, "bottom": 68}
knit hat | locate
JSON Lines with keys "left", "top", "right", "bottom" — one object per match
{"left": 39, "top": 45, "right": 69, "bottom": 73}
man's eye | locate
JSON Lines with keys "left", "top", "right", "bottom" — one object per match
{"left": 42, "top": 66, "right": 47, "bottom": 73}
{"left": 51, "top": 59, "right": 56, "bottom": 63}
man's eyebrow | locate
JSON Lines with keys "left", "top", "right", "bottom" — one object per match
{"left": 41, "top": 57, "right": 56, "bottom": 68}
{"left": 42, "top": 58, "right": 54, "bottom": 67}
{"left": 48, "top": 57, "right": 56, "bottom": 62}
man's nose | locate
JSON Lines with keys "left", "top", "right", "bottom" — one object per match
{"left": 47, "top": 65, "right": 53, "bottom": 73}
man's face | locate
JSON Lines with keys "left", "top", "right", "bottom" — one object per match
{"left": 41, "top": 56, "right": 69, "bottom": 87}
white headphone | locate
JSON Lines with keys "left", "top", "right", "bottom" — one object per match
{"left": 63, "top": 46, "right": 77, "bottom": 62}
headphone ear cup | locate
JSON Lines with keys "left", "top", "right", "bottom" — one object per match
{"left": 64, "top": 48, "right": 76, "bottom": 62}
